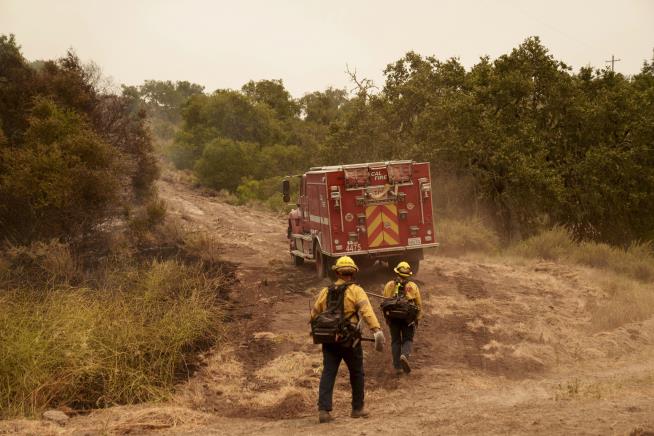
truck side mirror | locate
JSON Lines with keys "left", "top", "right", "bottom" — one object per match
{"left": 282, "top": 179, "right": 290, "bottom": 203}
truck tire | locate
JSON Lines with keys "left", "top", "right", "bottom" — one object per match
{"left": 292, "top": 253, "right": 304, "bottom": 266}
{"left": 325, "top": 255, "right": 336, "bottom": 280}
{"left": 315, "top": 249, "right": 326, "bottom": 278}
{"left": 411, "top": 259, "right": 420, "bottom": 275}
{"left": 386, "top": 256, "right": 401, "bottom": 273}
{"left": 291, "top": 240, "right": 304, "bottom": 266}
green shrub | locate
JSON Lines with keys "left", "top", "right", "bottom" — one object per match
{"left": 165, "top": 138, "right": 201, "bottom": 170}
{"left": 193, "top": 138, "right": 258, "bottom": 191}
{"left": 236, "top": 178, "right": 263, "bottom": 204}
{"left": 234, "top": 175, "right": 297, "bottom": 213}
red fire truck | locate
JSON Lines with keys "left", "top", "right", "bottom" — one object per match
{"left": 282, "top": 160, "right": 437, "bottom": 277}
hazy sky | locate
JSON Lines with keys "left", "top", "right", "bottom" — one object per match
{"left": 2, "top": 0, "right": 653, "bottom": 96}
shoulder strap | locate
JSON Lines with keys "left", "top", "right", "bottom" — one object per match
{"left": 327, "top": 283, "right": 361, "bottom": 323}
{"left": 326, "top": 283, "right": 348, "bottom": 314}
{"left": 394, "top": 278, "right": 407, "bottom": 298}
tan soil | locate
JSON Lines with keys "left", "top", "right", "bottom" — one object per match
{"left": 3, "top": 173, "right": 653, "bottom": 435}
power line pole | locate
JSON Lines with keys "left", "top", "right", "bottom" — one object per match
{"left": 605, "top": 54, "right": 621, "bottom": 71}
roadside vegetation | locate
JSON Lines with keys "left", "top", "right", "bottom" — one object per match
{"left": 0, "top": 240, "right": 230, "bottom": 417}
{"left": 510, "top": 227, "right": 654, "bottom": 283}
{"left": 0, "top": 35, "right": 230, "bottom": 418}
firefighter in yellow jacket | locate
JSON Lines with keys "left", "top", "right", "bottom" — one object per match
{"left": 311, "top": 256, "right": 385, "bottom": 423}
{"left": 383, "top": 261, "right": 423, "bottom": 375}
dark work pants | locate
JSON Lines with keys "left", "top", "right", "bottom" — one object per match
{"left": 389, "top": 319, "right": 415, "bottom": 369}
{"left": 318, "top": 342, "right": 364, "bottom": 411}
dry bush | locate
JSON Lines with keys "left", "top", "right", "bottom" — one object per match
{"left": 511, "top": 227, "right": 654, "bottom": 282}
{"left": 587, "top": 272, "right": 654, "bottom": 331}
{"left": 0, "top": 242, "right": 229, "bottom": 418}
{"left": 0, "top": 240, "right": 79, "bottom": 288}
{"left": 436, "top": 218, "right": 500, "bottom": 256}
{"left": 509, "top": 226, "right": 575, "bottom": 260}
{"left": 573, "top": 241, "right": 654, "bottom": 282}
{"left": 128, "top": 198, "right": 168, "bottom": 241}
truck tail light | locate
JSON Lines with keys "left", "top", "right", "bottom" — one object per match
{"left": 421, "top": 183, "right": 431, "bottom": 199}
{"left": 399, "top": 209, "right": 408, "bottom": 220}
{"left": 357, "top": 214, "right": 366, "bottom": 225}
{"left": 348, "top": 232, "right": 358, "bottom": 242}
{"left": 330, "top": 187, "right": 341, "bottom": 209}
{"left": 409, "top": 226, "right": 419, "bottom": 237}
{"left": 344, "top": 166, "right": 370, "bottom": 189}
{"left": 387, "top": 162, "right": 412, "bottom": 184}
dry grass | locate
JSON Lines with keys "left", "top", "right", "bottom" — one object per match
{"left": 510, "top": 227, "right": 654, "bottom": 330}
{"left": 0, "top": 239, "right": 230, "bottom": 418}
{"left": 436, "top": 218, "right": 501, "bottom": 256}
{"left": 586, "top": 272, "right": 654, "bottom": 331}
{"left": 510, "top": 227, "right": 654, "bottom": 283}
{"left": 255, "top": 352, "right": 317, "bottom": 384}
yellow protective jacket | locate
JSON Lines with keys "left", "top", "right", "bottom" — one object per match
{"left": 383, "top": 279, "right": 423, "bottom": 320}
{"left": 311, "top": 279, "right": 381, "bottom": 330}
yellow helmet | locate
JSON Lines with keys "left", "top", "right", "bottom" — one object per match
{"left": 394, "top": 261, "right": 412, "bottom": 277}
{"left": 332, "top": 256, "right": 359, "bottom": 273}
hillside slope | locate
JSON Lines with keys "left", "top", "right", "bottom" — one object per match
{"left": 4, "top": 174, "right": 653, "bottom": 435}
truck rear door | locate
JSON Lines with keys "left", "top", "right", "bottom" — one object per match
{"left": 365, "top": 204, "right": 401, "bottom": 248}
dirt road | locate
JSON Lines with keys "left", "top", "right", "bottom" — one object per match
{"left": 6, "top": 174, "right": 654, "bottom": 435}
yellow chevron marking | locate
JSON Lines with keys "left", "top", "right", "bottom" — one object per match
{"left": 368, "top": 214, "right": 382, "bottom": 233}
{"left": 370, "top": 232, "right": 384, "bottom": 248}
{"left": 384, "top": 232, "right": 399, "bottom": 245}
{"left": 365, "top": 204, "right": 400, "bottom": 248}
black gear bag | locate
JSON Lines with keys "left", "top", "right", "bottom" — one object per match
{"left": 311, "top": 284, "right": 358, "bottom": 345}
{"left": 381, "top": 280, "right": 419, "bottom": 322}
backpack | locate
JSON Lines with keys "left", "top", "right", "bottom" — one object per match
{"left": 380, "top": 280, "right": 419, "bottom": 322}
{"left": 311, "top": 283, "right": 359, "bottom": 345}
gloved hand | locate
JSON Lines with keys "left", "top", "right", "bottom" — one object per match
{"left": 373, "top": 329, "right": 385, "bottom": 352}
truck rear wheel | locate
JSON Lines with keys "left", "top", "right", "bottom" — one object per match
{"left": 315, "top": 250, "right": 336, "bottom": 278}
{"left": 386, "top": 256, "right": 401, "bottom": 273}
{"left": 315, "top": 249, "right": 326, "bottom": 278}
{"left": 291, "top": 240, "right": 304, "bottom": 266}
{"left": 410, "top": 259, "right": 420, "bottom": 275}
{"left": 292, "top": 253, "right": 304, "bottom": 266}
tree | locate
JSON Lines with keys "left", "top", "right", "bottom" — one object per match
{"left": 0, "top": 34, "right": 35, "bottom": 142}
{"left": 299, "top": 87, "right": 348, "bottom": 125}
{"left": 0, "top": 34, "right": 160, "bottom": 243}
{"left": 241, "top": 79, "right": 299, "bottom": 120}
{"left": 0, "top": 98, "right": 119, "bottom": 242}
{"left": 137, "top": 80, "right": 204, "bottom": 124}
